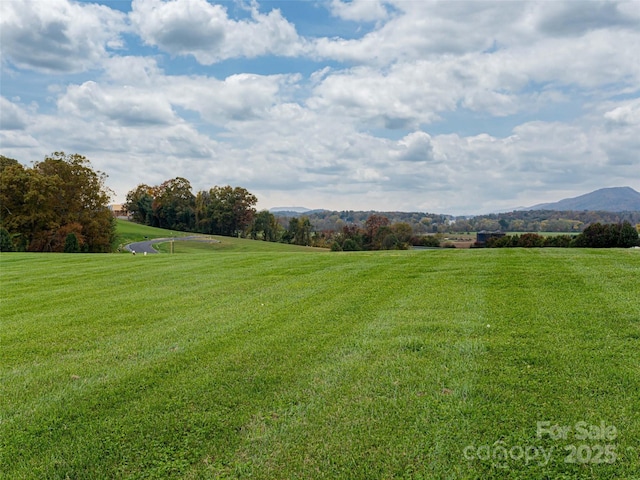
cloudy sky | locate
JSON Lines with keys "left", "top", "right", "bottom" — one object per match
{"left": 1, "top": 0, "right": 639, "bottom": 214}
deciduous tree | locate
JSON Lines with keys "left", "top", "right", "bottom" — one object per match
{"left": 251, "top": 210, "right": 280, "bottom": 241}
{"left": 153, "top": 177, "right": 195, "bottom": 231}
{"left": 125, "top": 184, "right": 154, "bottom": 225}
{"left": 364, "top": 214, "right": 390, "bottom": 249}
{"left": 0, "top": 152, "right": 114, "bottom": 252}
{"left": 206, "top": 186, "right": 257, "bottom": 237}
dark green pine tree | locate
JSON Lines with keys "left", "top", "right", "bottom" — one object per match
{"left": 64, "top": 232, "right": 80, "bottom": 253}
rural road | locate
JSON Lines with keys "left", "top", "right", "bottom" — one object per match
{"left": 124, "top": 236, "right": 219, "bottom": 254}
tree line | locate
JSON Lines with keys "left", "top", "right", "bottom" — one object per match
{"left": 2, "top": 154, "right": 638, "bottom": 253}
{"left": 0, "top": 153, "right": 115, "bottom": 252}
{"left": 124, "top": 179, "right": 433, "bottom": 250}
{"left": 454, "top": 209, "right": 640, "bottom": 233}
{"left": 124, "top": 178, "right": 323, "bottom": 247}
{"left": 326, "top": 214, "right": 435, "bottom": 251}
{"left": 279, "top": 208, "right": 640, "bottom": 235}
{"left": 483, "top": 222, "right": 639, "bottom": 248}
{"left": 125, "top": 179, "right": 259, "bottom": 237}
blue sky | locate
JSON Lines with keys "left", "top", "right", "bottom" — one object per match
{"left": 1, "top": 0, "right": 639, "bottom": 214}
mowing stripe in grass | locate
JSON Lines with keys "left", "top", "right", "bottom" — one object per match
{"left": 214, "top": 252, "right": 492, "bottom": 479}
{"left": 465, "top": 249, "right": 640, "bottom": 478}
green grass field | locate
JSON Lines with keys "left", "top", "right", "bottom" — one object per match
{"left": 1, "top": 229, "right": 639, "bottom": 479}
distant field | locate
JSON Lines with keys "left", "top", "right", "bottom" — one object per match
{"left": 1, "top": 237, "right": 639, "bottom": 478}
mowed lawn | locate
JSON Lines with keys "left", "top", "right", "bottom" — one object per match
{"left": 1, "top": 242, "right": 639, "bottom": 479}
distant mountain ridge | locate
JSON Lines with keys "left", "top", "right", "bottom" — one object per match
{"left": 268, "top": 188, "right": 640, "bottom": 217}
{"left": 522, "top": 187, "right": 640, "bottom": 212}
{"left": 270, "top": 207, "right": 311, "bottom": 213}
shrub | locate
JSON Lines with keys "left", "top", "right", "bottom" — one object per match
{"left": 487, "top": 235, "right": 516, "bottom": 248}
{"left": 543, "top": 235, "right": 574, "bottom": 248}
{"left": 342, "top": 238, "right": 360, "bottom": 251}
{"left": 517, "top": 233, "right": 545, "bottom": 247}
{"left": 381, "top": 234, "right": 399, "bottom": 250}
{"left": 418, "top": 235, "right": 441, "bottom": 247}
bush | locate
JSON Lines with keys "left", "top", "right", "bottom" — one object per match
{"left": 517, "top": 233, "right": 545, "bottom": 248}
{"left": 487, "top": 235, "right": 516, "bottom": 248}
{"left": 342, "top": 238, "right": 361, "bottom": 251}
{"left": 543, "top": 235, "right": 574, "bottom": 248}
{"left": 487, "top": 233, "right": 572, "bottom": 248}
{"left": 417, "top": 235, "right": 441, "bottom": 247}
{"left": 381, "top": 234, "right": 399, "bottom": 250}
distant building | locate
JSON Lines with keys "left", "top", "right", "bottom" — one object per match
{"left": 108, "top": 204, "right": 128, "bottom": 218}
{"left": 474, "top": 230, "right": 505, "bottom": 247}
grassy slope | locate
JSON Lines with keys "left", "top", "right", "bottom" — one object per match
{"left": 154, "top": 238, "right": 326, "bottom": 254}
{"left": 1, "top": 244, "right": 639, "bottom": 479}
{"left": 115, "top": 219, "right": 324, "bottom": 254}
{"left": 113, "top": 219, "right": 193, "bottom": 248}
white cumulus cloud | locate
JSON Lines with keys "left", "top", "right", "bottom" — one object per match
{"left": 0, "top": 0, "right": 126, "bottom": 73}
{"left": 130, "top": 0, "right": 305, "bottom": 64}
